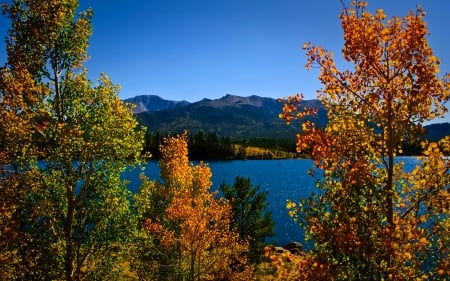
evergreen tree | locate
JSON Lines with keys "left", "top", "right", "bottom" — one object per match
{"left": 220, "top": 176, "right": 275, "bottom": 263}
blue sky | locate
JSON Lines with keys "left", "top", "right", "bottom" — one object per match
{"left": 1, "top": 0, "right": 449, "bottom": 122}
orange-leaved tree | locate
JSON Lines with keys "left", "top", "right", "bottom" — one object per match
{"left": 133, "top": 133, "right": 253, "bottom": 281}
{"left": 280, "top": 1, "right": 449, "bottom": 280}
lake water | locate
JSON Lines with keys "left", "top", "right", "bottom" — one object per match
{"left": 125, "top": 157, "right": 421, "bottom": 247}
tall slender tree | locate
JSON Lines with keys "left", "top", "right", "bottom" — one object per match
{"left": 220, "top": 176, "right": 274, "bottom": 263}
{"left": 280, "top": 1, "right": 449, "bottom": 279}
{"left": 0, "top": 1, "right": 144, "bottom": 280}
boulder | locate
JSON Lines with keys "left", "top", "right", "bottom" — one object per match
{"left": 274, "top": 246, "right": 289, "bottom": 254}
{"left": 283, "top": 241, "right": 303, "bottom": 255}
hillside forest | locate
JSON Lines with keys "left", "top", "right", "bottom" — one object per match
{"left": 0, "top": 0, "right": 449, "bottom": 281}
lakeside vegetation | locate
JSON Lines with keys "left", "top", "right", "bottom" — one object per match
{"left": 144, "top": 131, "right": 299, "bottom": 160}
{"left": 143, "top": 130, "right": 448, "bottom": 160}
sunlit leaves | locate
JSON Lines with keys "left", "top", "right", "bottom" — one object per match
{"left": 134, "top": 135, "right": 253, "bottom": 281}
{"left": 3, "top": 0, "right": 92, "bottom": 79}
{"left": 279, "top": 0, "right": 449, "bottom": 279}
{"left": 0, "top": 0, "right": 145, "bottom": 280}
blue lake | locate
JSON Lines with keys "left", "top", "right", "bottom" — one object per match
{"left": 124, "top": 157, "right": 421, "bottom": 247}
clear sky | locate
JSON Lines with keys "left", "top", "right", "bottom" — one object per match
{"left": 1, "top": 0, "right": 449, "bottom": 123}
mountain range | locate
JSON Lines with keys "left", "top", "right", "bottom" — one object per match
{"left": 127, "top": 95, "right": 190, "bottom": 113}
{"left": 124, "top": 94, "right": 449, "bottom": 141}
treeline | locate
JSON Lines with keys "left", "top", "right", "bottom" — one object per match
{"left": 143, "top": 130, "right": 444, "bottom": 159}
{"left": 144, "top": 131, "right": 299, "bottom": 160}
{"left": 401, "top": 138, "right": 449, "bottom": 156}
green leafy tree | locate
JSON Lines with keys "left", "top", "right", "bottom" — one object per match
{"left": 280, "top": 1, "right": 449, "bottom": 280}
{"left": 0, "top": 0, "right": 144, "bottom": 280}
{"left": 220, "top": 176, "right": 275, "bottom": 263}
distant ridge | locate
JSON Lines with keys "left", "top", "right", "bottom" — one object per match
{"left": 124, "top": 95, "right": 190, "bottom": 113}
{"left": 424, "top": 122, "right": 450, "bottom": 141}
{"left": 124, "top": 94, "right": 450, "bottom": 141}
{"left": 127, "top": 94, "right": 327, "bottom": 139}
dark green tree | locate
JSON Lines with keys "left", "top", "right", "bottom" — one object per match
{"left": 220, "top": 176, "right": 275, "bottom": 263}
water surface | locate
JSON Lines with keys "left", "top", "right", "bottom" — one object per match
{"left": 125, "top": 157, "right": 421, "bottom": 247}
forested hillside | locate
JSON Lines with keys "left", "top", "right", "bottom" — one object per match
{"left": 127, "top": 94, "right": 449, "bottom": 141}
{"left": 133, "top": 94, "right": 328, "bottom": 140}
{"left": 127, "top": 94, "right": 449, "bottom": 157}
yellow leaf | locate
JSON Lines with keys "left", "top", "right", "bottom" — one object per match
{"left": 419, "top": 237, "right": 428, "bottom": 245}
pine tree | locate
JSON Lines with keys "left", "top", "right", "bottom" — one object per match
{"left": 220, "top": 176, "right": 275, "bottom": 263}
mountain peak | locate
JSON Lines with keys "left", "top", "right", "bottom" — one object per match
{"left": 131, "top": 94, "right": 328, "bottom": 139}
{"left": 200, "top": 94, "right": 273, "bottom": 108}
{"left": 126, "top": 94, "right": 449, "bottom": 141}
{"left": 124, "top": 95, "right": 190, "bottom": 113}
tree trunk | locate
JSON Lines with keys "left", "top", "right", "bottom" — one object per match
{"left": 65, "top": 185, "right": 75, "bottom": 281}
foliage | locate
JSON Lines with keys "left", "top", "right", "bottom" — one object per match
{"left": 133, "top": 134, "right": 253, "bottom": 281}
{"left": 144, "top": 131, "right": 297, "bottom": 160}
{"left": 189, "top": 130, "right": 235, "bottom": 159}
{"left": 255, "top": 246, "right": 329, "bottom": 281}
{"left": 220, "top": 176, "right": 275, "bottom": 263}
{"left": 144, "top": 131, "right": 235, "bottom": 160}
{"left": 280, "top": 1, "right": 449, "bottom": 280}
{"left": 0, "top": 0, "right": 144, "bottom": 280}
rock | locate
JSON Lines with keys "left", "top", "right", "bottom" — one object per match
{"left": 283, "top": 241, "right": 303, "bottom": 255}
{"left": 274, "top": 246, "right": 289, "bottom": 254}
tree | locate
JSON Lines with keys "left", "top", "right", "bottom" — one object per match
{"left": 134, "top": 134, "right": 253, "bottom": 281}
{"left": 280, "top": 1, "right": 449, "bottom": 280}
{"left": 220, "top": 176, "right": 275, "bottom": 263}
{"left": 0, "top": 0, "right": 145, "bottom": 280}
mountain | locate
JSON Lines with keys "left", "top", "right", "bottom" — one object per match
{"left": 126, "top": 94, "right": 449, "bottom": 141}
{"left": 124, "top": 95, "right": 190, "bottom": 113}
{"left": 132, "top": 94, "right": 327, "bottom": 139}
{"left": 424, "top": 123, "right": 450, "bottom": 141}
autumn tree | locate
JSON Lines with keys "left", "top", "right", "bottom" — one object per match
{"left": 133, "top": 134, "right": 253, "bottom": 281}
{"left": 280, "top": 1, "right": 449, "bottom": 280}
{"left": 0, "top": 0, "right": 144, "bottom": 280}
{"left": 220, "top": 176, "right": 275, "bottom": 264}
